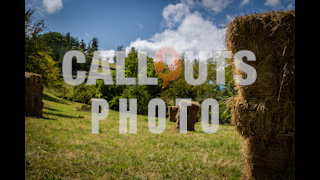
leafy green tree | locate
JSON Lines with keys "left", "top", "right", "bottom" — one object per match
{"left": 42, "top": 32, "right": 68, "bottom": 67}
{"left": 25, "top": 9, "right": 62, "bottom": 89}
{"left": 109, "top": 96, "right": 120, "bottom": 111}
{"left": 118, "top": 47, "right": 162, "bottom": 115}
{"left": 65, "top": 32, "right": 80, "bottom": 49}
{"left": 121, "top": 85, "right": 153, "bottom": 115}
{"left": 25, "top": 9, "right": 47, "bottom": 72}
{"left": 71, "top": 83, "right": 96, "bottom": 104}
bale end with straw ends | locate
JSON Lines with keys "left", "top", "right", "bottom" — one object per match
{"left": 25, "top": 72, "right": 44, "bottom": 117}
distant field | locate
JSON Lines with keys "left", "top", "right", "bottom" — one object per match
{"left": 25, "top": 92, "right": 244, "bottom": 179}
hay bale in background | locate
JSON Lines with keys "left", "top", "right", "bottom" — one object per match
{"left": 226, "top": 10, "right": 295, "bottom": 179}
{"left": 168, "top": 106, "right": 179, "bottom": 122}
{"left": 25, "top": 72, "right": 44, "bottom": 117}
{"left": 174, "top": 100, "right": 200, "bottom": 131}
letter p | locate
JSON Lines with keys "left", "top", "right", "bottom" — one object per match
{"left": 91, "top": 99, "right": 109, "bottom": 134}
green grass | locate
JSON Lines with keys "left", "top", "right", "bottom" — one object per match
{"left": 25, "top": 92, "right": 244, "bottom": 179}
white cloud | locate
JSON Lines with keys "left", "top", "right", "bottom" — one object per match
{"left": 99, "top": 50, "right": 116, "bottom": 63}
{"left": 127, "top": 12, "right": 226, "bottom": 59}
{"left": 240, "top": 0, "right": 250, "bottom": 7}
{"left": 95, "top": 1, "right": 227, "bottom": 61}
{"left": 201, "top": 0, "right": 233, "bottom": 13}
{"left": 162, "top": 3, "right": 190, "bottom": 28}
{"left": 264, "top": 0, "right": 281, "bottom": 7}
{"left": 26, "top": 0, "right": 45, "bottom": 17}
{"left": 226, "top": 15, "right": 235, "bottom": 23}
{"left": 42, "top": 0, "right": 63, "bottom": 14}
{"left": 181, "top": 0, "right": 196, "bottom": 7}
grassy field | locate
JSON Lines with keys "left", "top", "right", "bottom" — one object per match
{"left": 25, "top": 92, "right": 244, "bottom": 179}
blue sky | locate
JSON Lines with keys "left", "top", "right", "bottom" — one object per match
{"left": 26, "top": 0, "right": 295, "bottom": 59}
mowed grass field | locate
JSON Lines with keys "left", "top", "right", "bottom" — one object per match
{"left": 25, "top": 92, "right": 244, "bottom": 179}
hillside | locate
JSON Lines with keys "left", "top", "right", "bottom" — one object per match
{"left": 25, "top": 92, "right": 244, "bottom": 179}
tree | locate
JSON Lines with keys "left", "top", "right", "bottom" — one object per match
{"left": 119, "top": 48, "right": 163, "bottom": 114}
{"left": 65, "top": 32, "right": 80, "bottom": 50}
{"left": 42, "top": 32, "right": 68, "bottom": 67}
{"left": 25, "top": 9, "right": 62, "bottom": 89}
{"left": 80, "top": 39, "right": 87, "bottom": 52}
{"left": 25, "top": 9, "right": 47, "bottom": 73}
{"left": 87, "top": 37, "right": 99, "bottom": 53}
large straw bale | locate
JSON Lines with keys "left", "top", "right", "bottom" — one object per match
{"left": 174, "top": 100, "right": 200, "bottom": 131}
{"left": 226, "top": 10, "right": 295, "bottom": 179}
{"left": 168, "top": 106, "right": 179, "bottom": 122}
{"left": 226, "top": 10, "right": 295, "bottom": 101}
{"left": 25, "top": 72, "right": 44, "bottom": 117}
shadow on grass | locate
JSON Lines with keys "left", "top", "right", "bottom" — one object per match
{"left": 43, "top": 111, "right": 84, "bottom": 119}
{"left": 43, "top": 93, "right": 68, "bottom": 104}
{"left": 39, "top": 116, "right": 57, "bottom": 120}
{"left": 25, "top": 114, "right": 58, "bottom": 120}
{"left": 43, "top": 107, "right": 61, "bottom": 112}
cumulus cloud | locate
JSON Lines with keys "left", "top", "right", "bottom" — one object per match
{"left": 181, "top": 0, "right": 196, "bottom": 7}
{"left": 42, "top": 0, "right": 63, "bottom": 14}
{"left": 99, "top": 50, "right": 116, "bottom": 63}
{"left": 264, "top": 0, "right": 281, "bottom": 7}
{"left": 226, "top": 15, "right": 235, "bottom": 23}
{"left": 127, "top": 11, "right": 226, "bottom": 59}
{"left": 162, "top": 3, "right": 190, "bottom": 28}
{"left": 240, "top": 0, "right": 250, "bottom": 7}
{"left": 201, "top": 0, "right": 233, "bottom": 13}
{"left": 92, "top": 1, "right": 226, "bottom": 61}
